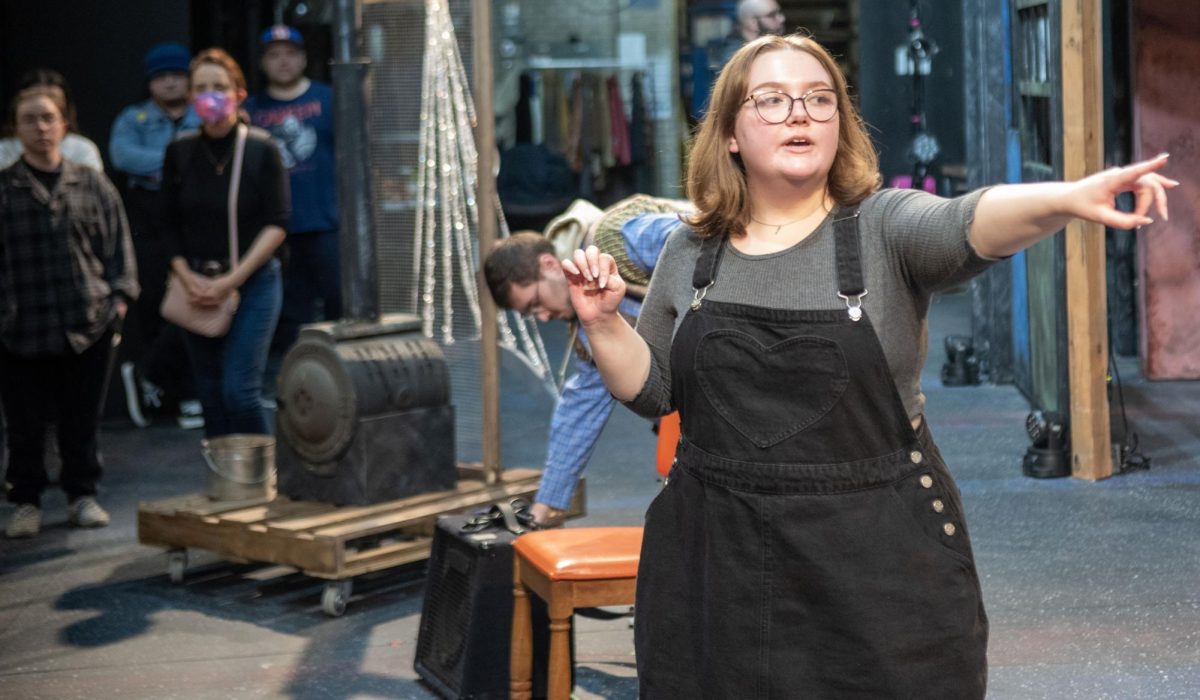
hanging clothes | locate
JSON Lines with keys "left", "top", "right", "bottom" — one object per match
{"left": 529, "top": 73, "right": 544, "bottom": 145}
{"left": 596, "top": 74, "right": 615, "bottom": 171}
{"left": 541, "top": 71, "right": 564, "bottom": 153}
{"left": 608, "top": 75, "right": 632, "bottom": 167}
{"left": 512, "top": 68, "right": 638, "bottom": 203}
{"left": 565, "top": 73, "right": 585, "bottom": 174}
{"left": 630, "top": 72, "right": 653, "bottom": 194}
{"left": 515, "top": 72, "right": 534, "bottom": 144}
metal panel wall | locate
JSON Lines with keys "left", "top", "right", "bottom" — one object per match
{"left": 1133, "top": 1, "right": 1200, "bottom": 379}
{"left": 1010, "top": 0, "right": 1069, "bottom": 413}
{"left": 963, "top": 0, "right": 1015, "bottom": 384}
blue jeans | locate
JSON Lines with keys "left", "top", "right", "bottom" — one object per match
{"left": 183, "top": 258, "right": 282, "bottom": 437}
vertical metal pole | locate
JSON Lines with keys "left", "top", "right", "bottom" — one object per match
{"left": 332, "top": 0, "right": 379, "bottom": 321}
{"left": 473, "top": 0, "right": 502, "bottom": 482}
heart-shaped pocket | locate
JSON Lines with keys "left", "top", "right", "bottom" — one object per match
{"left": 695, "top": 330, "right": 849, "bottom": 448}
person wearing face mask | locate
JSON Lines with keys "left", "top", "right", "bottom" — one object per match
{"left": 1, "top": 82, "right": 138, "bottom": 538}
{"left": 109, "top": 42, "right": 205, "bottom": 430}
{"left": 568, "top": 34, "right": 1175, "bottom": 698}
{"left": 160, "top": 48, "right": 289, "bottom": 438}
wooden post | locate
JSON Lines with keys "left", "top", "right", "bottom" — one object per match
{"left": 1061, "top": 0, "right": 1111, "bottom": 480}
{"left": 473, "top": 0, "right": 502, "bottom": 483}
{"left": 510, "top": 556, "right": 533, "bottom": 700}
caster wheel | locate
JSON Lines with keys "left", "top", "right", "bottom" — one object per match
{"left": 167, "top": 550, "right": 188, "bottom": 584}
{"left": 322, "top": 580, "right": 352, "bottom": 617}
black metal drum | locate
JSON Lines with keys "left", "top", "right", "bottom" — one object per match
{"left": 275, "top": 314, "right": 457, "bottom": 505}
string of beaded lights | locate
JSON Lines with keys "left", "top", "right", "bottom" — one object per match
{"left": 415, "top": 0, "right": 556, "bottom": 395}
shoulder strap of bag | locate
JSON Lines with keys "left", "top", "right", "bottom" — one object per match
{"left": 227, "top": 123, "right": 248, "bottom": 269}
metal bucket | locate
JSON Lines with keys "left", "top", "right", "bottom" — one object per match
{"left": 201, "top": 434, "right": 277, "bottom": 501}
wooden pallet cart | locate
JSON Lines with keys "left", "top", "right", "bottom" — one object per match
{"left": 138, "top": 464, "right": 584, "bottom": 616}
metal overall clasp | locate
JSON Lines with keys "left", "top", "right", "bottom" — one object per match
{"left": 691, "top": 282, "right": 715, "bottom": 311}
{"left": 838, "top": 289, "right": 868, "bottom": 322}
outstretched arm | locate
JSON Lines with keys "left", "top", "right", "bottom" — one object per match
{"left": 970, "top": 153, "right": 1178, "bottom": 259}
{"left": 563, "top": 245, "right": 652, "bottom": 402}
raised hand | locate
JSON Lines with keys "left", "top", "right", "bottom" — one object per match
{"left": 562, "top": 245, "right": 627, "bottom": 327}
{"left": 1071, "top": 153, "right": 1179, "bottom": 230}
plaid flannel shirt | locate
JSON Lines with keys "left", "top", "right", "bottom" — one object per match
{"left": 0, "top": 159, "right": 138, "bottom": 356}
{"left": 535, "top": 212, "right": 682, "bottom": 509}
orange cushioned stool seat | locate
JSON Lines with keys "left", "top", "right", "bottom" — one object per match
{"left": 510, "top": 527, "right": 643, "bottom": 700}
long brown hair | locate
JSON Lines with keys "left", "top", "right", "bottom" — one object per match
{"left": 684, "top": 34, "right": 881, "bottom": 239}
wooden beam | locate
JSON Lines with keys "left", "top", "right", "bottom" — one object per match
{"left": 473, "top": 0, "right": 502, "bottom": 483}
{"left": 1061, "top": 0, "right": 1111, "bottom": 480}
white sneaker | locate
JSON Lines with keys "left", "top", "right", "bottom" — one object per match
{"left": 176, "top": 414, "right": 205, "bottom": 430}
{"left": 176, "top": 400, "right": 204, "bottom": 430}
{"left": 120, "top": 362, "right": 151, "bottom": 428}
{"left": 5, "top": 504, "right": 41, "bottom": 538}
{"left": 67, "top": 497, "right": 110, "bottom": 528}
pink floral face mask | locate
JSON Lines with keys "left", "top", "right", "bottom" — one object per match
{"left": 193, "top": 91, "right": 235, "bottom": 124}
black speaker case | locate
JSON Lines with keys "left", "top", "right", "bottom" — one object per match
{"left": 415, "top": 513, "right": 575, "bottom": 699}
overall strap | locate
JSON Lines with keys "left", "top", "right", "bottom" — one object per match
{"left": 690, "top": 233, "right": 725, "bottom": 311}
{"left": 832, "top": 207, "right": 867, "bottom": 321}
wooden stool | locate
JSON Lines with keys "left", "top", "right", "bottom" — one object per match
{"left": 510, "top": 527, "right": 643, "bottom": 700}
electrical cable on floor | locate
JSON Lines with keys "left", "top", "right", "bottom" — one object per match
{"left": 1108, "top": 350, "right": 1151, "bottom": 474}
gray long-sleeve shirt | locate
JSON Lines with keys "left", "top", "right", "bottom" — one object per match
{"left": 625, "top": 187, "right": 994, "bottom": 421}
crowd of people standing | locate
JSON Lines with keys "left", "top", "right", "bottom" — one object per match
{"left": 1, "top": 26, "right": 340, "bottom": 539}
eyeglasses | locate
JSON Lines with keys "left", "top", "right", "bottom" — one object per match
{"left": 743, "top": 88, "right": 839, "bottom": 124}
{"left": 518, "top": 279, "right": 544, "bottom": 319}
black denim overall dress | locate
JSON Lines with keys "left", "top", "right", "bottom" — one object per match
{"left": 635, "top": 211, "right": 988, "bottom": 699}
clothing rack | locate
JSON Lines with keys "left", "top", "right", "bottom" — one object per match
{"left": 510, "top": 64, "right": 654, "bottom": 200}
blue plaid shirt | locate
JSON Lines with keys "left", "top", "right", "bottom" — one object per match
{"left": 536, "top": 213, "right": 682, "bottom": 509}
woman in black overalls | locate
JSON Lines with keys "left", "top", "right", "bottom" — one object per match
{"left": 563, "top": 34, "right": 1174, "bottom": 699}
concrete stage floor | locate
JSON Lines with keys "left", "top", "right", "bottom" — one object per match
{"left": 1, "top": 291, "right": 1198, "bottom": 699}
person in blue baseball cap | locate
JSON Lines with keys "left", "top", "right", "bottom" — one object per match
{"left": 245, "top": 24, "right": 340, "bottom": 406}
{"left": 260, "top": 24, "right": 305, "bottom": 48}
{"left": 109, "top": 42, "right": 204, "bottom": 429}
